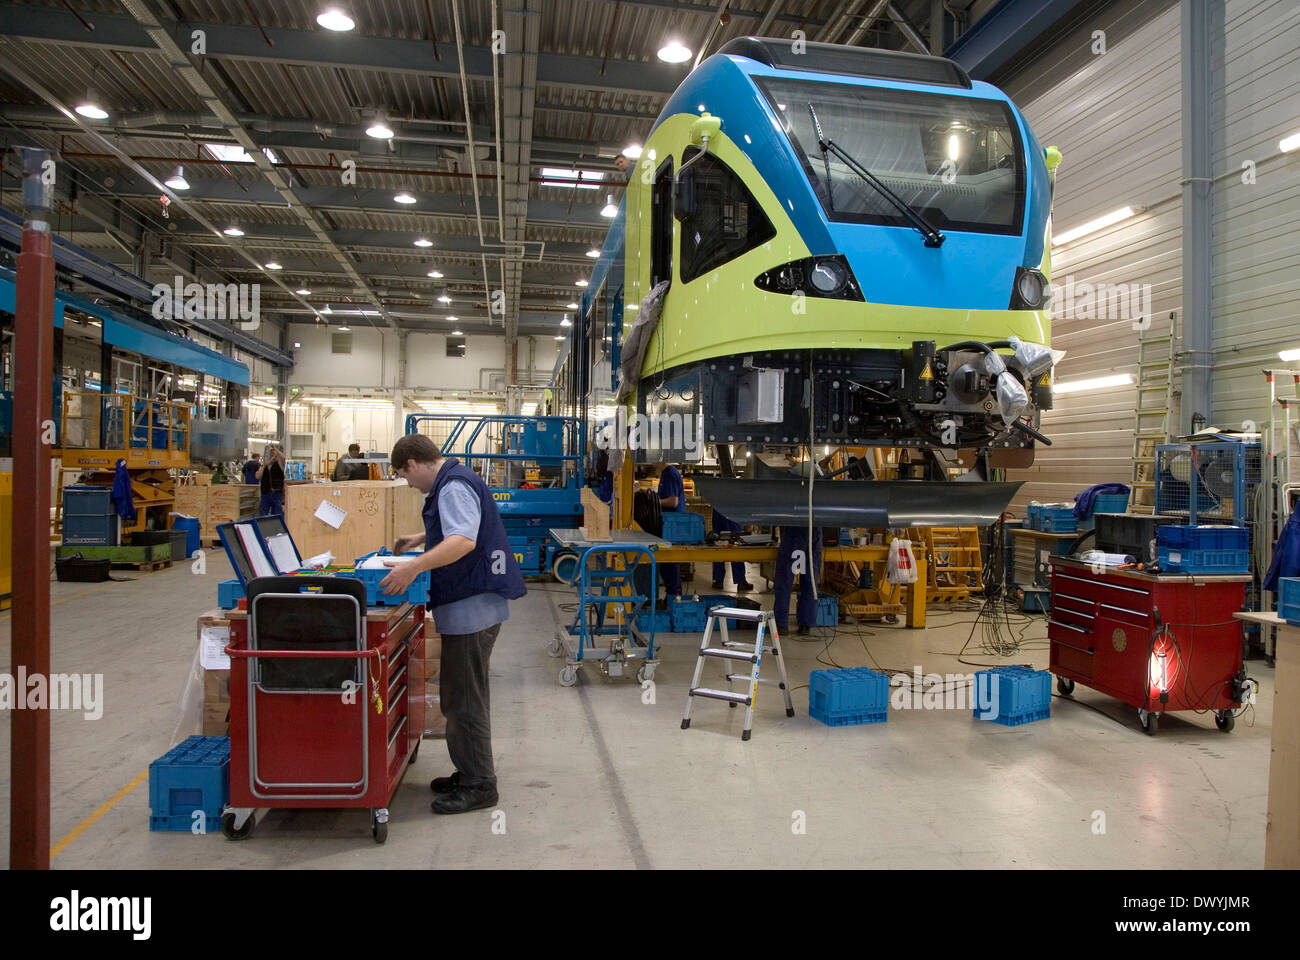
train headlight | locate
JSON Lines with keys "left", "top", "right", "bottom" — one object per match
{"left": 754, "top": 255, "right": 863, "bottom": 301}
{"left": 1010, "top": 267, "right": 1049, "bottom": 310}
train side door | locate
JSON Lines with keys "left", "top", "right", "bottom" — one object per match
{"left": 650, "top": 158, "right": 675, "bottom": 288}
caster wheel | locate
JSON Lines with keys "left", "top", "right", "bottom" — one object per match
{"left": 221, "top": 811, "right": 255, "bottom": 841}
{"left": 559, "top": 664, "right": 578, "bottom": 687}
{"left": 552, "top": 551, "right": 579, "bottom": 585}
{"left": 636, "top": 665, "right": 655, "bottom": 684}
{"left": 1216, "top": 711, "right": 1235, "bottom": 733}
{"left": 546, "top": 637, "right": 564, "bottom": 658}
{"left": 371, "top": 812, "right": 388, "bottom": 844}
{"left": 1056, "top": 676, "right": 1075, "bottom": 696}
{"left": 1138, "top": 708, "right": 1159, "bottom": 735}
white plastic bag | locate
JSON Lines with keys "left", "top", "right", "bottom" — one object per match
{"left": 886, "top": 538, "right": 919, "bottom": 585}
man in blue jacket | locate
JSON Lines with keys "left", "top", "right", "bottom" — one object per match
{"left": 382, "top": 434, "right": 527, "bottom": 815}
{"left": 657, "top": 463, "right": 686, "bottom": 597}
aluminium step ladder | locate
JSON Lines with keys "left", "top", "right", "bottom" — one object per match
{"left": 1130, "top": 323, "right": 1175, "bottom": 513}
{"left": 681, "top": 606, "right": 793, "bottom": 741}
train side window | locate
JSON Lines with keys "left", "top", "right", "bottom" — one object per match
{"left": 650, "top": 158, "right": 674, "bottom": 287}
{"left": 679, "top": 149, "right": 775, "bottom": 283}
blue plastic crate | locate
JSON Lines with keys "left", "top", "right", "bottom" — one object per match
{"left": 148, "top": 735, "right": 230, "bottom": 832}
{"left": 661, "top": 511, "right": 705, "bottom": 545}
{"left": 668, "top": 596, "right": 707, "bottom": 633}
{"left": 1158, "top": 525, "right": 1249, "bottom": 552}
{"left": 1278, "top": 578, "right": 1300, "bottom": 626}
{"left": 808, "top": 667, "right": 889, "bottom": 726}
{"left": 217, "top": 578, "right": 245, "bottom": 609}
{"left": 633, "top": 609, "right": 670, "bottom": 633}
{"left": 815, "top": 595, "right": 838, "bottom": 627}
{"left": 1031, "top": 505, "right": 1077, "bottom": 533}
{"left": 1092, "top": 493, "right": 1130, "bottom": 515}
{"left": 61, "top": 514, "right": 119, "bottom": 547}
{"left": 972, "top": 665, "right": 1051, "bottom": 726}
{"left": 1157, "top": 546, "right": 1250, "bottom": 575}
{"left": 336, "top": 549, "right": 431, "bottom": 606}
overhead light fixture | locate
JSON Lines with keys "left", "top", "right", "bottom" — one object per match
{"left": 554, "top": 335, "right": 566, "bottom": 341}
{"left": 561, "top": 315, "right": 572, "bottom": 327}
{"left": 295, "top": 288, "right": 311, "bottom": 295}
{"left": 566, "top": 301, "right": 579, "bottom": 309}
{"left": 1051, "top": 206, "right": 1138, "bottom": 246}
{"left": 323, "top": 303, "right": 332, "bottom": 314}
{"left": 317, "top": 8, "right": 355, "bottom": 31}
{"left": 445, "top": 315, "right": 457, "bottom": 322}
{"left": 658, "top": 40, "right": 693, "bottom": 63}
{"left": 264, "top": 261, "right": 282, "bottom": 270}
{"left": 222, "top": 225, "right": 244, "bottom": 237}
{"left": 622, "top": 144, "right": 643, "bottom": 159}
{"left": 1279, "top": 131, "right": 1300, "bottom": 153}
{"left": 366, "top": 112, "right": 395, "bottom": 140}
{"left": 1278, "top": 348, "right": 1300, "bottom": 362}
{"left": 74, "top": 89, "right": 109, "bottom": 120}
{"left": 293, "top": 341, "right": 302, "bottom": 348}
{"left": 338, "top": 324, "right": 350, "bottom": 332}
{"left": 164, "top": 166, "right": 190, "bottom": 190}
{"left": 600, "top": 194, "right": 618, "bottom": 218}
{"left": 413, "top": 238, "right": 433, "bottom": 247}
{"left": 586, "top": 248, "right": 600, "bottom": 258}
{"left": 575, "top": 279, "right": 588, "bottom": 287}
{"left": 450, "top": 329, "right": 463, "bottom": 336}
{"left": 426, "top": 269, "right": 443, "bottom": 278}
{"left": 1052, "top": 373, "right": 1133, "bottom": 395}
{"left": 394, "top": 191, "right": 416, "bottom": 204}
{"left": 437, "top": 295, "right": 452, "bottom": 304}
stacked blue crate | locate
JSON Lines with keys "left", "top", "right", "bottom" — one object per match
{"left": 808, "top": 667, "right": 889, "bottom": 726}
{"left": 972, "top": 666, "right": 1051, "bottom": 726}
{"left": 668, "top": 596, "right": 707, "bottom": 633}
{"left": 1157, "top": 525, "right": 1249, "bottom": 574}
{"left": 218, "top": 578, "right": 245, "bottom": 609}
{"left": 62, "top": 484, "right": 119, "bottom": 546}
{"left": 148, "top": 736, "right": 230, "bottom": 832}
{"left": 661, "top": 512, "right": 705, "bottom": 544}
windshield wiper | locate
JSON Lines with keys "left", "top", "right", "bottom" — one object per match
{"left": 807, "top": 102, "right": 945, "bottom": 248}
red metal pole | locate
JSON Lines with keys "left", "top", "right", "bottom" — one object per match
{"left": 10, "top": 147, "right": 55, "bottom": 870}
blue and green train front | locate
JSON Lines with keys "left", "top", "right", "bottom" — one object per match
{"left": 621, "top": 39, "right": 1060, "bottom": 464}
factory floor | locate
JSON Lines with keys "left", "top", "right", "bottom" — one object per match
{"left": 0, "top": 553, "right": 1274, "bottom": 870}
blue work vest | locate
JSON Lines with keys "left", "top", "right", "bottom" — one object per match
{"left": 423, "top": 458, "right": 527, "bottom": 607}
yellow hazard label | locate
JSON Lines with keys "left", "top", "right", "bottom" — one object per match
{"left": 1038, "top": 372, "right": 1051, "bottom": 385}
{"left": 918, "top": 362, "right": 933, "bottom": 381}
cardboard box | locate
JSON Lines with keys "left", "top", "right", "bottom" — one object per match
{"left": 580, "top": 487, "right": 611, "bottom": 541}
{"left": 285, "top": 480, "right": 424, "bottom": 561}
{"left": 202, "top": 669, "right": 230, "bottom": 736}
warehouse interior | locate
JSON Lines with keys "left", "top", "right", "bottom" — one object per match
{"left": 0, "top": 0, "right": 1297, "bottom": 879}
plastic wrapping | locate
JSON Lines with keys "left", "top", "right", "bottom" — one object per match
{"left": 980, "top": 350, "right": 1007, "bottom": 376}
{"left": 996, "top": 371, "right": 1029, "bottom": 424}
{"left": 1008, "top": 336, "right": 1064, "bottom": 379}
{"left": 170, "top": 645, "right": 206, "bottom": 748}
{"left": 886, "top": 538, "right": 918, "bottom": 584}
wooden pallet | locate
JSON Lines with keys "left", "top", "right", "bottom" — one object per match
{"left": 111, "top": 558, "right": 174, "bottom": 572}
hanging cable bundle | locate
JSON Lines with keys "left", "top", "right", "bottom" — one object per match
{"left": 633, "top": 487, "right": 663, "bottom": 537}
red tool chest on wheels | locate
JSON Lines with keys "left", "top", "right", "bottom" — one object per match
{"left": 1048, "top": 557, "right": 1248, "bottom": 735}
{"left": 222, "top": 576, "right": 426, "bottom": 843}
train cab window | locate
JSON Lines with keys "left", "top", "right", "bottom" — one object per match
{"left": 678, "top": 149, "right": 775, "bottom": 283}
{"left": 650, "top": 159, "right": 674, "bottom": 287}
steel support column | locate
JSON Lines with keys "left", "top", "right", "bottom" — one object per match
{"left": 10, "top": 146, "right": 55, "bottom": 871}
{"left": 1180, "top": 0, "right": 1217, "bottom": 433}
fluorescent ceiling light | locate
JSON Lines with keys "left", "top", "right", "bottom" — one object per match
{"left": 658, "top": 40, "right": 692, "bottom": 63}
{"left": 450, "top": 329, "right": 463, "bottom": 336}
{"left": 541, "top": 180, "right": 599, "bottom": 190}
{"left": 1279, "top": 131, "right": 1300, "bottom": 153}
{"left": 540, "top": 166, "right": 603, "bottom": 181}
{"left": 394, "top": 191, "right": 416, "bottom": 204}
{"left": 437, "top": 295, "right": 452, "bottom": 304}
{"left": 575, "top": 279, "right": 588, "bottom": 287}
{"left": 600, "top": 194, "right": 618, "bottom": 218}
{"left": 1278, "top": 348, "right": 1300, "bottom": 362}
{"left": 586, "top": 248, "right": 600, "bottom": 258}
{"left": 264, "top": 262, "right": 282, "bottom": 270}
{"left": 1052, "top": 373, "right": 1133, "bottom": 395}
{"left": 338, "top": 325, "right": 350, "bottom": 332}
{"left": 413, "top": 238, "right": 433, "bottom": 247}
{"left": 222, "top": 225, "right": 244, "bottom": 237}
{"left": 445, "top": 315, "right": 457, "bottom": 321}
{"left": 295, "top": 288, "right": 311, "bottom": 295}
{"left": 566, "top": 301, "right": 579, "bottom": 309}
{"left": 554, "top": 335, "right": 566, "bottom": 340}
{"left": 164, "top": 166, "right": 189, "bottom": 190}
{"left": 317, "top": 8, "right": 355, "bottom": 31}
{"left": 622, "top": 144, "right": 642, "bottom": 159}
{"left": 1051, "top": 206, "right": 1137, "bottom": 246}
{"left": 426, "top": 270, "right": 443, "bottom": 278}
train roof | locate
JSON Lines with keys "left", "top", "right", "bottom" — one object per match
{"left": 716, "top": 36, "right": 973, "bottom": 90}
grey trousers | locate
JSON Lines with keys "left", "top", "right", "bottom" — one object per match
{"left": 440, "top": 623, "right": 501, "bottom": 789}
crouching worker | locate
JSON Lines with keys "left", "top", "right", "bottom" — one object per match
{"left": 381, "top": 434, "right": 527, "bottom": 815}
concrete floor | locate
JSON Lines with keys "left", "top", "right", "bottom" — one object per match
{"left": 0, "top": 554, "right": 1273, "bottom": 869}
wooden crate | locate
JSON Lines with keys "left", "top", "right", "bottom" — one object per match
{"left": 284, "top": 480, "right": 424, "bottom": 561}
{"left": 177, "top": 484, "right": 259, "bottom": 539}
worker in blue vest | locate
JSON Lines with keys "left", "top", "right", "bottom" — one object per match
{"left": 775, "top": 524, "right": 823, "bottom": 636}
{"left": 241, "top": 452, "right": 261, "bottom": 485}
{"left": 592, "top": 448, "right": 614, "bottom": 504}
{"left": 711, "top": 508, "right": 754, "bottom": 591}
{"left": 657, "top": 462, "right": 686, "bottom": 597}
{"left": 382, "top": 433, "right": 527, "bottom": 815}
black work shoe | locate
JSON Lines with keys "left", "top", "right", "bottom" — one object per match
{"left": 429, "top": 771, "right": 460, "bottom": 794}
{"left": 737, "top": 582, "right": 755, "bottom": 592}
{"left": 431, "top": 783, "right": 499, "bottom": 815}
{"left": 711, "top": 581, "right": 724, "bottom": 590}
{"left": 797, "top": 625, "right": 811, "bottom": 635}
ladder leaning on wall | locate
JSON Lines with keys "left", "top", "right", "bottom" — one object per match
{"left": 1129, "top": 319, "right": 1176, "bottom": 514}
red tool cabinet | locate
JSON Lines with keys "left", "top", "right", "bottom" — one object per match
{"left": 1047, "top": 557, "right": 1247, "bottom": 735}
{"left": 222, "top": 593, "right": 426, "bottom": 843}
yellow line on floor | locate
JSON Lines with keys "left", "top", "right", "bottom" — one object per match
{"left": 51, "top": 768, "right": 149, "bottom": 859}
{"left": 0, "top": 562, "right": 178, "bottom": 619}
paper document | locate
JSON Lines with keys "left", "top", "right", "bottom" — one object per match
{"left": 265, "top": 533, "right": 301, "bottom": 574}
{"left": 237, "top": 523, "right": 276, "bottom": 578}
{"left": 302, "top": 551, "right": 334, "bottom": 569}
{"left": 357, "top": 555, "right": 400, "bottom": 570}
{"left": 200, "top": 626, "right": 231, "bottom": 670}
{"left": 314, "top": 500, "right": 348, "bottom": 529}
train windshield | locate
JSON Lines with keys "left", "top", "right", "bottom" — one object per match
{"left": 756, "top": 76, "right": 1025, "bottom": 235}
